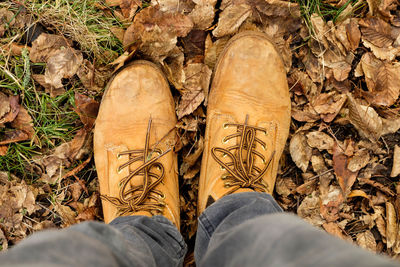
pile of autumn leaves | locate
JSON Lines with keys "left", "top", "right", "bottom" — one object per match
{"left": 1, "top": 0, "right": 400, "bottom": 259}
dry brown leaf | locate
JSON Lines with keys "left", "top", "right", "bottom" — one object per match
{"left": 312, "top": 93, "right": 347, "bottom": 123}
{"left": 359, "top": 18, "right": 394, "bottom": 48}
{"left": 347, "top": 94, "right": 382, "bottom": 141}
{"left": 0, "top": 145, "right": 8, "bottom": 156}
{"left": 306, "top": 131, "right": 334, "bottom": 151}
{"left": 105, "top": 0, "right": 122, "bottom": 6}
{"left": 120, "top": 0, "right": 140, "bottom": 19}
{"left": 348, "top": 149, "right": 370, "bottom": 172}
{"left": 386, "top": 201, "right": 397, "bottom": 249}
{"left": 297, "top": 191, "right": 325, "bottom": 226}
{"left": 110, "top": 27, "right": 126, "bottom": 43}
{"left": 177, "top": 90, "right": 204, "bottom": 119}
{"left": 346, "top": 18, "right": 361, "bottom": 51}
{"left": 44, "top": 48, "right": 83, "bottom": 91}
{"left": 54, "top": 203, "right": 77, "bottom": 227}
{"left": 77, "top": 60, "right": 113, "bottom": 93}
{"left": 123, "top": 6, "right": 193, "bottom": 60}
{"left": 320, "top": 185, "right": 344, "bottom": 222}
{"left": 74, "top": 93, "right": 100, "bottom": 129}
{"left": 356, "top": 231, "right": 377, "bottom": 252}
{"left": 275, "top": 177, "right": 297, "bottom": 197}
{"left": 290, "top": 132, "right": 312, "bottom": 172}
{"left": 212, "top": 3, "right": 252, "bottom": 38}
{"left": 360, "top": 53, "right": 400, "bottom": 106}
{"left": 0, "top": 92, "right": 11, "bottom": 121}
{"left": 30, "top": 33, "right": 72, "bottom": 63}
{"left": 333, "top": 142, "right": 358, "bottom": 196}
{"left": 0, "top": 9, "right": 14, "bottom": 37}
{"left": 110, "top": 51, "right": 136, "bottom": 72}
{"left": 323, "top": 222, "right": 350, "bottom": 241}
{"left": 391, "top": 145, "right": 400, "bottom": 177}
{"left": 189, "top": 0, "right": 217, "bottom": 30}
{"left": 11, "top": 106, "right": 35, "bottom": 140}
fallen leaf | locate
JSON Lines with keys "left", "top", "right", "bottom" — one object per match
{"left": 297, "top": 191, "right": 325, "bottom": 226}
{"left": 312, "top": 93, "right": 347, "bottom": 123}
{"left": 212, "top": 3, "right": 252, "bottom": 38}
{"left": 290, "top": 132, "right": 312, "bottom": 172}
{"left": 0, "top": 92, "right": 10, "bottom": 120}
{"left": 333, "top": 142, "right": 358, "bottom": 196}
{"left": 74, "top": 93, "right": 100, "bottom": 129}
{"left": 356, "top": 231, "right": 377, "bottom": 252}
{"left": 348, "top": 149, "right": 370, "bottom": 172}
{"left": 110, "top": 27, "right": 125, "bottom": 43}
{"left": 30, "top": 33, "right": 72, "bottom": 63}
{"left": 0, "top": 9, "right": 14, "bottom": 37}
{"left": 386, "top": 201, "right": 397, "bottom": 249}
{"left": 123, "top": 6, "right": 193, "bottom": 60}
{"left": 189, "top": 0, "right": 217, "bottom": 30}
{"left": 391, "top": 145, "right": 400, "bottom": 177}
{"left": 120, "top": 0, "right": 140, "bottom": 19}
{"left": 323, "top": 222, "right": 351, "bottom": 241}
{"left": 306, "top": 131, "right": 335, "bottom": 151}
{"left": 360, "top": 53, "right": 400, "bottom": 107}
{"left": 359, "top": 18, "right": 394, "bottom": 48}
{"left": 11, "top": 107, "right": 35, "bottom": 140}
{"left": 177, "top": 90, "right": 204, "bottom": 119}
{"left": 44, "top": 48, "right": 83, "bottom": 91}
{"left": 347, "top": 93, "right": 383, "bottom": 141}
{"left": 346, "top": 18, "right": 361, "bottom": 51}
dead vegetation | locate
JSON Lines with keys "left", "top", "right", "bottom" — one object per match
{"left": 1, "top": 0, "right": 400, "bottom": 264}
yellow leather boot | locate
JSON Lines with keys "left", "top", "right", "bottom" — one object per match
{"left": 198, "top": 31, "right": 291, "bottom": 214}
{"left": 94, "top": 61, "right": 180, "bottom": 228}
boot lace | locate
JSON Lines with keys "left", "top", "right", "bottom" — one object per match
{"left": 101, "top": 119, "right": 171, "bottom": 216}
{"left": 211, "top": 115, "right": 275, "bottom": 195}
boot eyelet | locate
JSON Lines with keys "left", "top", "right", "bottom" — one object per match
{"left": 117, "top": 167, "right": 123, "bottom": 174}
{"left": 223, "top": 153, "right": 227, "bottom": 158}
{"left": 262, "top": 158, "right": 266, "bottom": 164}
{"left": 117, "top": 153, "right": 122, "bottom": 159}
{"left": 160, "top": 194, "right": 166, "bottom": 200}
{"left": 223, "top": 123, "right": 229, "bottom": 129}
{"left": 261, "top": 144, "right": 266, "bottom": 151}
{"left": 157, "top": 150, "right": 163, "bottom": 156}
{"left": 224, "top": 182, "right": 231, "bottom": 188}
{"left": 221, "top": 174, "right": 228, "bottom": 180}
{"left": 220, "top": 166, "right": 225, "bottom": 171}
{"left": 222, "top": 138, "right": 228, "bottom": 144}
{"left": 157, "top": 166, "right": 162, "bottom": 171}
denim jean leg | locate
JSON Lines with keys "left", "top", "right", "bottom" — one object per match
{"left": 195, "top": 192, "right": 397, "bottom": 267}
{"left": 195, "top": 192, "right": 283, "bottom": 262}
{"left": 0, "top": 215, "right": 187, "bottom": 267}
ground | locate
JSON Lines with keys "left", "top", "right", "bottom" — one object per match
{"left": 1, "top": 0, "right": 400, "bottom": 265}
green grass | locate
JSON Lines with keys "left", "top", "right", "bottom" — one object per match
{"left": 0, "top": 0, "right": 127, "bottom": 180}
{"left": 295, "top": 0, "right": 366, "bottom": 35}
{"left": 0, "top": 52, "right": 81, "bottom": 180}
{"left": 2, "top": 0, "right": 124, "bottom": 64}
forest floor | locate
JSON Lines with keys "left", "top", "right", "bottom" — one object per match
{"left": 1, "top": 0, "right": 400, "bottom": 265}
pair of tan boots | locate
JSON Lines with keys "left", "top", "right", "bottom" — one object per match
{"left": 94, "top": 31, "right": 291, "bottom": 229}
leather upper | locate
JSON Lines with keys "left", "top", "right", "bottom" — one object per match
{"left": 94, "top": 61, "right": 180, "bottom": 227}
{"left": 198, "top": 31, "right": 291, "bottom": 214}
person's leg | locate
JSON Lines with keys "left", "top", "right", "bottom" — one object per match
{"left": 0, "top": 215, "right": 186, "bottom": 267}
{"left": 195, "top": 192, "right": 397, "bottom": 267}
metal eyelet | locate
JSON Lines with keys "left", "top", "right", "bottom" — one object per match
{"left": 157, "top": 150, "right": 163, "bottom": 156}
{"left": 117, "top": 167, "right": 123, "bottom": 174}
{"left": 157, "top": 166, "right": 161, "bottom": 171}
{"left": 224, "top": 182, "right": 231, "bottom": 188}
{"left": 261, "top": 144, "right": 266, "bottom": 151}
{"left": 220, "top": 166, "right": 226, "bottom": 171}
{"left": 222, "top": 137, "right": 228, "bottom": 144}
{"left": 223, "top": 153, "right": 227, "bottom": 158}
{"left": 160, "top": 194, "right": 166, "bottom": 200}
{"left": 223, "top": 123, "right": 229, "bottom": 129}
{"left": 117, "top": 153, "right": 122, "bottom": 159}
{"left": 262, "top": 158, "right": 266, "bottom": 164}
{"left": 221, "top": 174, "right": 228, "bottom": 180}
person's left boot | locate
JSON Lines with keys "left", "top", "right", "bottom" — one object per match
{"left": 94, "top": 61, "right": 180, "bottom": 228}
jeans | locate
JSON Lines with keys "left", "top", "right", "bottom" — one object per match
{"left": 0, "top": 192, "right": 396, "bottom": 267}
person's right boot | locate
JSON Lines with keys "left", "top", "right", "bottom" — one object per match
{"left": 198, "top": 31, "right": 291, "bottom": 214}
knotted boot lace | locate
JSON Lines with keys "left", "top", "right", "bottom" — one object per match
{"left": 101, "top": 119, "right": 171, "bottom": 216}
{"left": 211, "top": 115, "right": 275, "bottom": 195}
